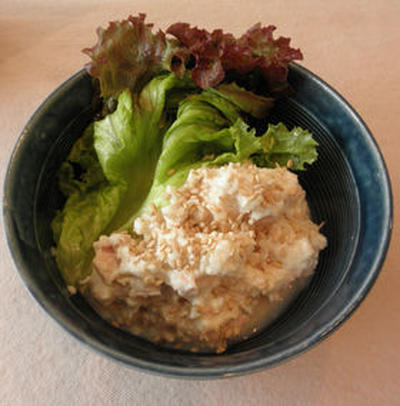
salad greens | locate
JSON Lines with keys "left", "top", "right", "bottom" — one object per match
{"left": 54, "top": 14, "right": 318, "bottom": 286}
{"left": 83, "top": 14, "right": 303, "bottom": 99}
{"left": 51, "top": 124, "right": 122, "bottom": 285}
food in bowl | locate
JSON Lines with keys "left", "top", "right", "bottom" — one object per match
{"left": 51, "top": 14, "right": 326, "bottom": 352}
{"left": 82, "top": 163, "right": 326, "bottom": 352}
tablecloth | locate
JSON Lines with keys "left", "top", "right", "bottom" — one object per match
{"left": 1, "top": 1, "right": 399, "bottom": 404}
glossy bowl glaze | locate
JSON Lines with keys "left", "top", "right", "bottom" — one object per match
{"left": 3, "top": 64, "right": 392, "bottom": 378}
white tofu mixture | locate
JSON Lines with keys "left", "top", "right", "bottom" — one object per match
{"left": 80, "top": 162, "right": 327, "bottom": 352}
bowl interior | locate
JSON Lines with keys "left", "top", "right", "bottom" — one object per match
{"left": 3, "top": 65, "right": 392, "bottom": 378}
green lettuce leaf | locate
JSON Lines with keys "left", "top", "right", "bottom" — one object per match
{"left": 94, "top": 73, "right": 194, "bottom": 233}
{"left": 136, "top": 98, "right": 317, "bottom": 218}
{"left": 51, "top": 124, "right": 122, "bottom": 285}
{"left": 52, "top": 73, "right": 193, "bottom": 285}
{"left": 131, "top": 88, "right": 275, "bottom": 218}
{"left": 54, "top": 185, "right": 122, "bottom": 286}
{"left": 252, "top": 123, "right": 318, "bottom": 170}
{"left": 212, "top": 83, "right": 274, "bottom": 119}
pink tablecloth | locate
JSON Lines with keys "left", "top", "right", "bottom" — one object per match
{"left": 1, "top": 1, "right": 399, "bottom": 404}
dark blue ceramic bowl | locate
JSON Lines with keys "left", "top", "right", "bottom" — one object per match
{"left": 3, "top": 64, "right": 392, "bottom": 378}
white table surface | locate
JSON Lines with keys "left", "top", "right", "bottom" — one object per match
{"left": 1, "top": 1, "right": 399, "bottom": 405}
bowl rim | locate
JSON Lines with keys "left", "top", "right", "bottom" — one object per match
{"left": 2, "top": 63, "right": 393, "bottom": 379}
